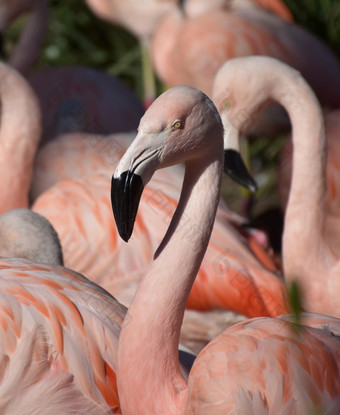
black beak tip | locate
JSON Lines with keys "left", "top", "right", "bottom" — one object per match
{"left": 111, "top": 171, "right": 144, "bottom": 243}
{"left": 224, "top": 149, "right": 258, "bottom": 193}
{"left": 0, "top": 32, "right": 7, "bottom": 60}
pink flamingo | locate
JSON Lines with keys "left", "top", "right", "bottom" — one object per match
{"left": 212, "top": 55, "right": 340, "bottom": 317}
{"left": 151, "top": 0, "right": 340, "bottom": 110}
{"left": 112, "top": 85, "right": 340, "bottom": 414}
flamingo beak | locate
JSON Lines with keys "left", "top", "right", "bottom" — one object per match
{"left": 0, "top": 32, "right": 6, "bottom": 60}
{"left": 111, "top": 129, "right": 162, "bottom": 242}
{"left": 221, "top": 116, "right": 257, "bottom": 192}
{"left": 224, "top": 149, "right": 257, "bottom": 192}
{"left": 111, "top": 170, "right": 144, "bottom": 242}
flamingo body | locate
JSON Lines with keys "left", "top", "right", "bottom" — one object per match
{"left": 32, "top": 167, "right": 287, "bottom": 317}
{"left": 212, "top": 56, "right": 340, "bottom": 317}
{"left": 188, "top": 314, "right": 340, "bottom": 414}
{"left": 0, "top": 257, "right": 124, "bottom": 413}
{"left": 152, "top": 7, "right": 340, "bottom": 108}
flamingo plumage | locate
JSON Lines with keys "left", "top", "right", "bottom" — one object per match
{"left": 151, "top": 0, "right": 340, "bottom": 110}
{"left": 32, "top": 143, "right": 286, "bottom": 317}
{"left": 112, "top": 84, "right": 340, "bottom": 415}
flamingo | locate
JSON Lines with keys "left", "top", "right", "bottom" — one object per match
{"left": 151, "top": 0, "right": 340, "bottom": 111}
{"left": 212, "top": 55, "right": 340, "bottom": 317}
{"left": 0, "top": 58, "right": 285, "bottom": 320}
{"left": 112, "top": 85, "right": 340, "bottom": 414}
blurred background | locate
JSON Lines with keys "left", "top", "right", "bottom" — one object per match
{"left": 3, "top": 0, "right": 340, "bottom": 253}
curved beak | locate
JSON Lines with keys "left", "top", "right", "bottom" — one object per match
{"left": 224, "top": 149, "right": 257, "bottom": 192}
{"left": 222, "top": 117, "right": 257, "bottom": 192}
{"left": 111, "top": 131, "right": 162, "bottom": 242}
{"left": 111, "top": 171, "right": 144, "bottom": 242}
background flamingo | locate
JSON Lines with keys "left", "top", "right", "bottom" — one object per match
{"left": 151, "top": 0, "right": 340, "bottom": 114}
{"left": 112, "top": 85, "right": 340, "bottom": 415}
{"left": 212, "top": 55, "right": 340, "bottom": 317}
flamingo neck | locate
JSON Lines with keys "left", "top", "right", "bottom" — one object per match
{"left": 117, "top": 149, "right": 223, "bottom": 415}
{"left": 9, "top": 0, "right": 49, "bottom": 76}
{"left": 274, "top": 72, "right": 330, "bottom": 270}
{"left": 0, "top": 64, "right": 41, "bottom": 213}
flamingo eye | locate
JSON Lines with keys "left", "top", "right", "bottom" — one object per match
{"left": 171, "top": 119, "right": 183, "bottom": 130}
{"left": 222, "top": 99, "right": 231, "bottom": 110}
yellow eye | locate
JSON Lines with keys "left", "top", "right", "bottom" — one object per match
{"left": 222, "top": 99, "right": 231, "bottom": 110}
{"left": 171, "top": 120, "right": 182, "bottom": 130}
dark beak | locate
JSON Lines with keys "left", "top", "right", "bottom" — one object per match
{"left": 111, "top": 171, "right": 144, "bottom": 242}
{"left": 224, "top": 149, "right": 257, "bottom": 192}
{"left": 0, "top": 32, "right": 6, "bottom": 60}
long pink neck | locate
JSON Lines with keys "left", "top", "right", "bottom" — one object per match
{"left": 273, "top": 71, "right": 334, "bottom": 274}
{"left": 0, "top": 64, "right": 41, "bottom": 213}
{"left": 9, "top": 0, "right": 49, "bottom": 76}
{"left": 117, "top": 149, "right": 223, "bottom": 414}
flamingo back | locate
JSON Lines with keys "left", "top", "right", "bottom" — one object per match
{"left": 188, "top": 314, "right": 340, "bottom": 414}
{"left": 0, "top": 257, "right": 126, "bottom": 413}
